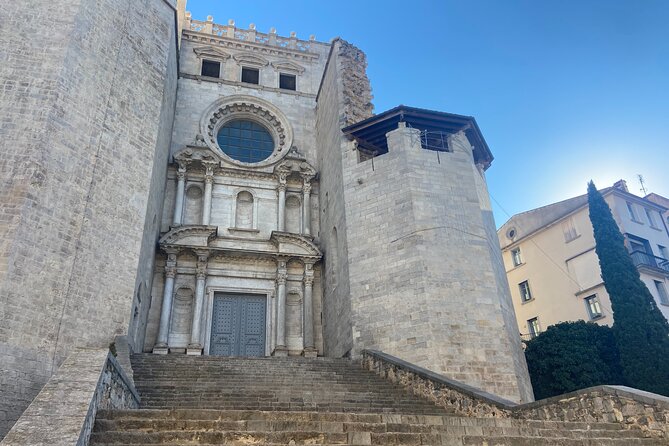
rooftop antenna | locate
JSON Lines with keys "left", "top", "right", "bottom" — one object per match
{"left": 638, "top": 174, "right": 648, "bottom": 195}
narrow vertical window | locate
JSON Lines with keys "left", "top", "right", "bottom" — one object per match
{"left": 519, "top": 281, "right": 533, "bottom": 302}
{"left": 562, "top": 217, "right": 578, "bottom": 242}
{"left": 654, "top": 280, "right": 669, "bottom": 305}
{"left": 584, "top": 295, "right": 603, "bottom": 319}
{"left": 645, "top": 208, "right": 659, "bottom": 228}
{"left": 527, "top": 317, "right": 540, "bottom": 338}
{"left": 201, "top": 59, "right": 221, "bottom": 78}
{"left": 511, "top": 248, "right": 522, "bottom": 267}
{"left": 626, "top": 202, "right": 637, "bottom": 221}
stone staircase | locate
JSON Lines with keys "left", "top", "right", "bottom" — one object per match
{"left": 90, "top": 354, "right": 665, "bottom": 445}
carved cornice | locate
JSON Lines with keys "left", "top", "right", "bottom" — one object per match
{"left": 174, "top": 146, "right": 220, "bottom": 172}
{"left": 183, "top": 32, "right": 321, "bottom": 62}
{"left": 193, "top": 46, "right": 231, "bottom": 60}
{"left": 274, "top": 156, "right": 317, "bottom": 180}
{"left": 270, "top": 231, "right": 322, "bottom": 258}
{"left": 271, "top": 61, "right": 306, "bottom": 74}
{"left": 232, "top": 52, "right": 270, "bottom": 67}
{"left": 159, "top": 226, "right": 218, "bottom": 245}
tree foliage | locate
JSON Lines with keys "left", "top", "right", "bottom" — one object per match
{"left": 587, "top": 181, "right": 669, "bottom": 395}
{"left": 524, "top": 321, "right": 624, "bottom": 400}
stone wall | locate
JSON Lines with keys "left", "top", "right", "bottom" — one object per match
{"left": 0, "top": 349, "right": 139, "bottom": 446}
{"left": 0, "top": 0, "right": 177, "bottom": 437}
{"left": 315, "top": 39, "right": 374, "bottom": 357}
{"left": 515, "top": 386, "right": 669, "bottom": 438}
{"left": 363, "top": 349, "right": 669, "bottom": 439}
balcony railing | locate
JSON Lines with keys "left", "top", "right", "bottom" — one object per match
{"left": 629, "top": 250, "right": 669, "bottom": 274}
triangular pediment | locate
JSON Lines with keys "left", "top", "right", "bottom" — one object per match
{"left": 271, "top": 61, "right": 306, "bottom": 74}
{"left": 193, "top": 46, "right": 231, "bottom": 60}
{"left": 233, "top": 52, "right": 269, "bottom": 67}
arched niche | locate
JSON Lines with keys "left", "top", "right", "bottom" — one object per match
{"left": 286, "top": 290, "right": 303, "bottom": 346}
{"left": 169, "top": 287, "right": 194, "bottom": 348}
{"left": 285, "top": 194, "right": 301, "bottom": 234}
{"left": 183, "top": 185, "right": 203, "bottom": 225}
{"left": 234, "top": 190, "right": 254, "bottom": 229}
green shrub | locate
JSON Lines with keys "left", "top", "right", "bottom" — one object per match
{"left": 524, "top": 321, "right": 624, "bottom": 400}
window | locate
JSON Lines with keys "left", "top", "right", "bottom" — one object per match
{"left": 201, "top": 59, "right": 221, "bottom": 78}
{"left": 584, "top": 295, "right": 603, "bottom": 319}
{"left": 511, "top": 248, "right": 523, "bottom": 267}
{"left": 241, "top": 67, "right": 260, "bottom": 84}
{"left": 659, "top": 245, "right": 668, "bottom": 260}
{"left": 645, "top": 208, "right": 659, "bottom": 228}
{"left": 562, "top": 217, "right": 578, "bottom": 242}
{"left": 527, "top": 317, "right": 540, "bottom": 338}
{"left": 626, "top": 202, "right": 639, "bottom": 221}
{"left": 655, "top": 280, "right": 669, "bottom": 305}
{"left": 279, "top": 73, "right": 296, "bottom": 91}
{"left": 217, "top": 120, "right": 274, "bottom": 163}
{"left": 627, "top": 234, "right": 651, "bottom": 255}
{"left": 519, "top": 280, "right": 533, "bottom": 302}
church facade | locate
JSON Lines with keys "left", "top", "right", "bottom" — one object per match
{"left": 0, "top": 0, "right": 531, "bottom": 438}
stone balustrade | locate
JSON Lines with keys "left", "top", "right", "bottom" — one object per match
{"left": 184, "top": 14, "right": 323, "bottom": 52}
{"left": 362, "top": 349, "right": 669, "bottom": 439}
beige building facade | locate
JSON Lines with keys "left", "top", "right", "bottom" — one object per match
{"left": 499, "top": 181, "right": 669, "bottom": 339}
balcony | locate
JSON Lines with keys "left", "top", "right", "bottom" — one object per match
{"left": 629, "top": 250, "right": 669, "bottom": 275}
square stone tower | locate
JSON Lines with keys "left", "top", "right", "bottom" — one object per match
{"left": 315, "top": 41, "right": 533, "bottom": 402}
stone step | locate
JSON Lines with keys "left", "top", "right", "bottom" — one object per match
{"left": 93, "top": 418, "right": 642, "bottom": 438}
{"left": 461, "top": 437, "right": 665, "bottom": 446}
{"left": 90, "top": 429, "right": 662, "bottom": 446}
{"left": 93, "top": 409, "right": 629, "bottom": 432}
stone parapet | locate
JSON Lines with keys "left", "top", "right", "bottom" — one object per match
{"left": 0, "top": 349, "right": 139, "bottom": 446}
{"left": 515, "top": 385, "right": 669, "bottom": 438}
{"left": 362, "top": 350, "right": 515, "bottom": 418}
{"left": 362, "top": 349, "right": 669, "bottom": 439}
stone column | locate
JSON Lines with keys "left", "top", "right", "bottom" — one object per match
{"left": 302, "top": 177, "right": 312, "bottom": 236}
{"left": 277, "top": 173, "right": 287, "bottom": 232}
{"left": 201, "top": 165, "right": 214, "bottom": 226}
{"left": 187, "top": 251, "right": 208, "bottom": 355}
{"left": 274, "top": 259, "right": 288, "bottom": 356}
{"left": 154, "top": 250, "right": 178, "bottom": 354}
{"left": 303, "top": 261, "right": 317, "bottom": 357}
{"left": 172, "top": 164, "right": 187, "bottom": 227}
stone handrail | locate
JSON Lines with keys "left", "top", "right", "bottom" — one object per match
{"left": 362, "top": 349, "right": 516, "bottom": 418}
{"left": 362, "top": 349, "right": 669, "bottom": 438}
{"left": 184, "top": 14, "right": 323, "bottom": 52}
{"left": 0, "top": 348, "right": 139, "bottom": 446}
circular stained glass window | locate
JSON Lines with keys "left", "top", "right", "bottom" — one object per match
{"left": 217, "top": 120, "right": 274, "bottom": 163}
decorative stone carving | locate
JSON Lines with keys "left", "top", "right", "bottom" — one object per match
{"left": 271, "top": 61, "right": 306, "bottom": 74}
{"left": 232, "top": 52, "right": 270, "bottom": 67}
{"left": 193, "top": 46, "right": 231, "bottom": 60}
{"left": 199, "top": 95, "right": 293, "bottom": 168}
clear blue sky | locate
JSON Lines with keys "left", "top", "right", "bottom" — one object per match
{"left": 185, "top": 0, "right": 669, "bottom": 226}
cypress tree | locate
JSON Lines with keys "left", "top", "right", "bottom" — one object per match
{"left": 587, "top": 181, "right": 669, "bottom": 395}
